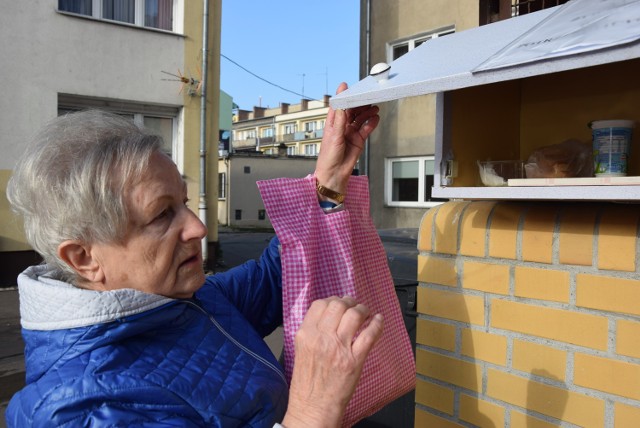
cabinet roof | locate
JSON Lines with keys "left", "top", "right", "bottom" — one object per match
{"left": 331, "top": 2, "right": 640, "bottom": 109}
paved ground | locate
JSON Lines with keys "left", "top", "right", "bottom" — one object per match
{"left": 0, "top": 228, "right": 418, "bottom": 426}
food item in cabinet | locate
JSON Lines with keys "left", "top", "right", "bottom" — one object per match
{"left": 524, "top": 139, "right": 593, "bottom": 178}
{"left": 477, "top": 160, "right": 524, "bottom": 186}
{"left": 590, "top": 119, "right": 635, "bottom": 176}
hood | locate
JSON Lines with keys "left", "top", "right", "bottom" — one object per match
{"left": 18, "top": 264, "right": 174, "bottom": 331}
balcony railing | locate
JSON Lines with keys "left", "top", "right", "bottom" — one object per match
{"left": 276, "top": 130, "right": 324, "bottom": 143}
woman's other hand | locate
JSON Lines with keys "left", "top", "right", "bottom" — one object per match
{"left": 314, "top": 83, "right": 379, "bottom": 197}
{"left": 281, "top": 296, "right": 384, "bottom": 428}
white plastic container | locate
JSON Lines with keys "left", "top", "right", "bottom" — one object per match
{"left": 590, "top": 120, "right": 635, "bottom": 176}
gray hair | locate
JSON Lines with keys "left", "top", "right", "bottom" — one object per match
{"left": 7, "top": 110, "right": 163, "bottom": 282}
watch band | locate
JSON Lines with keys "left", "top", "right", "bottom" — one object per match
{"left": 316, "top": 181, "right": 345, "bottom": 204}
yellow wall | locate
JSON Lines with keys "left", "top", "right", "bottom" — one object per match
{"left": 0, "top": 170, "right": 30, "bottom": 252}
{"left": 182, "top": 1, "right": 221, "bottom": 245}
{"left": 416, "top": 201, "right": 640, "bottom": 427}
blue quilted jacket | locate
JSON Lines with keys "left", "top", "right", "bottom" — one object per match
{"left": 6, "top": 238, "right": 288, "bottom": 427}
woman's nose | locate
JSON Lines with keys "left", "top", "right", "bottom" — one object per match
{"left": 182, "top": 208, "right": 208, "bottom": 241}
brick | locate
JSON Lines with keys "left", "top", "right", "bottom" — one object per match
{"left": 615, "top": 402, "right": 640, "bottom": 428}
{"left": 415, "top": 378, "right": 454, "bottom": 414}
{"left": 574, "top": 353, "right": 640, "bottom": 400}
{"left": 416, "top": 318, "right": 456, "bottom": 351}
{"left": 558, "top": 205, "right": 597, "bottom": 266}
{"left": 461, "top": 328, "right": 507, "bottom": 366}
{"left": 418, "top": 287, "right": 485, "bottom": 326}
{"left": 514, "top": 266, "right": 570, "bottom": 303}
{"left": 487, "top": 368, "right": 605, "bottom": 427}
{"left": 418, "top": 206, "right": 439, "bottom": 252}
{"left": 459, "top": 201, "right": 496, "bottom": 257}
{"left": 491, "top": 299, "right": 608, "bottom": 350}
{"left": 598, "top": 205, "right": 639, "bottom": 271}
{"left": 416, "top": 348, "right": 482, "bottom": 392}
{"left": 617, "top": 319, "right": 640, "bottom": 359}
{"left": 522, "top": 205, "right": 557, "bottom": 264}
{"left": 434, "top": 201, "right": 469, "bottom": 255}
{"left": 418, "top": 255, "right": 457, "bottom": 287}
{"left": 577, "top": 274, "right": 640, "bottom": 317}
{"left": 489, "top": 203, "right": 524, "bottom": 260}
{"left": 462, "top": 261, "right": 509, "bottom": 295}
{"left": 512, "top": 339, "right": 567, "bottom": 381}
{"left": 415, "top": 408, "right": 464, "bottom": 428}
{"left": 459, "top": 394, "right": 505, "bottom": 428}
{"left": 510, "top": 411, "right": 559, "bottom": 428}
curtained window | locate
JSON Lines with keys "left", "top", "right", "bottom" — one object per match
{"left": 58, "top": 0, "right": 174, "bottom": 31}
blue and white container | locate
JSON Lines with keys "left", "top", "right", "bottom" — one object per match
{"left": 590, "top": 120, "right": 635, "bottom": 176}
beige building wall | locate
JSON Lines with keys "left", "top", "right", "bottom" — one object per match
{"left": 359, "top": 0, "right": 478, "bottom": 229}
{"left": 218, "top": 155, "right": 317, "bottom": 228}
{"left": 0, "top": 1, "right": 221, "bottom": 280}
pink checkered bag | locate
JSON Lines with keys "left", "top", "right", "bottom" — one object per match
{"left": 257, "top": 174, "right": 416, "bottom": 427}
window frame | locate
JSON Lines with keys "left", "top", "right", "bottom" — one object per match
{"left": 283, "top": 122, "right": 297, "bottom": 135}
{"left": 385, "top": 156, "right": 446, "bottom": 208}
{"left": 57, "top": 0, "right": 182, "bottom": 33}
{"left": 304, "top": 143, "right": 318, "bottom": 156}
{"left": 387, "top": 26, "right": 455, "bottom": 62}
{"left": 218, "top": 172, "right": 226, "bottom": 200}
{"left": 57, "top": 93, "right": 181, "bottom": 167}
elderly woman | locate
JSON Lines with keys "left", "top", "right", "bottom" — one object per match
{"left": 6, "top": 84, "right": 381, "bottom": 428}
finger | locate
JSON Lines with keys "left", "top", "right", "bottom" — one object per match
{"left": 348, "top": 106, "right": 379, "bottom": 130}
{"left": 351, "top": 105, "right": 379, "bottom": 126}
{"left": 300, "top": 297, "right": 334, "bottom": 330}
{"left": 352, "top": 313, "right": 384, "bottom": 362}
{"left": 315, "top": 296, "right": 357, "bottom": 333}
{"left": 335, "top": 303, "right": 370, "bottom": 344}
{"left": 359, "top": 114, "right": 380, "bottom": 139}
{"left": 325, "top": 83, "right": 348, "bottom": 128}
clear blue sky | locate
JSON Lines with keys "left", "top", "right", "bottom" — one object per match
{"left": 220, "top": 0, "right": 361, "bottom": 110}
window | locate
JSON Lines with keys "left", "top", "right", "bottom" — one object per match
{"left": 58, "top": 0, "right": 174, "bottom": 31}
{"left": 304, "top": 144, "right": 318, "bottom": 156}
{"left": 389, "top": 27, "right": 454, "bottom": 61}
{"left": 287, "top": 146, "right": 297, "bottom": 156}
{"left": 304, "top": 121, "right": 316, "bottom": 132}
{"left": 258, "top": 209, "right": 266, "bottom": 220}
{"left": 58, "top": 94, "right": 178, "bottom": 159}
{"left": 283, "top": 122, "right": 297, "bottom": 135}
{"left": 143, "top": 116, "right": 173, "bottom": 155}
{"left": 218, "top": 172, "right": 226, "bottom": 199}
{"left": 244, "top": 166, "right": 251, "bottom": 174}
{"left": 261, "top": 127, "right": 273, "bottom": 138}
{"left": 385, "top": 156, "right": 447, "bottom": 207}
{"left": 235, "top": 210, "right": 242, "bottom": 220}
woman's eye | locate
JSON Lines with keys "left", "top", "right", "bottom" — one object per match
{"left": 154, "top": 208, "right": 171, "bottom": 222}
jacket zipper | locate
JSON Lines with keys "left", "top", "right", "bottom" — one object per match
{"left": 183, "top": 300, "right": 287, "bottom": 385}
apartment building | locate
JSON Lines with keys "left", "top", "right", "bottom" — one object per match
{"left": 232, "top": 96, "right": 330, "bottom": 157}
{"left": 0, "top": 0, "right": 222, "bottom": 283}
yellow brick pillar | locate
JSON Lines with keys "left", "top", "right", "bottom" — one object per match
{"left": 415, "top": 201, "right": 640, "bottom": 427}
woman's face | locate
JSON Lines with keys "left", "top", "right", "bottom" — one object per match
{"left": 90, "top": 152, "right": 208, "bottom": 298}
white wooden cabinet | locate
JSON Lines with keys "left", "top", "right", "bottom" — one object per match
{"left": 331, "top": 3, "right": 640, "bottom": 201}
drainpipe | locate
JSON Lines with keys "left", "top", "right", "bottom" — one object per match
{"left": 199, "top": 0, "right": 210, "bottom": 263}
{"left": 363, "top": 0, "right": 371, "bottom": 176}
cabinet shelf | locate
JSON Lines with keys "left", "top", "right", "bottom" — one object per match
{"left": 433, "top": 184, "right": 640, "bottom": 201}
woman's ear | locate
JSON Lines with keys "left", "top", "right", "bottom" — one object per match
{"left": 57, "top": 240, "right": 104, "bottom": 284}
